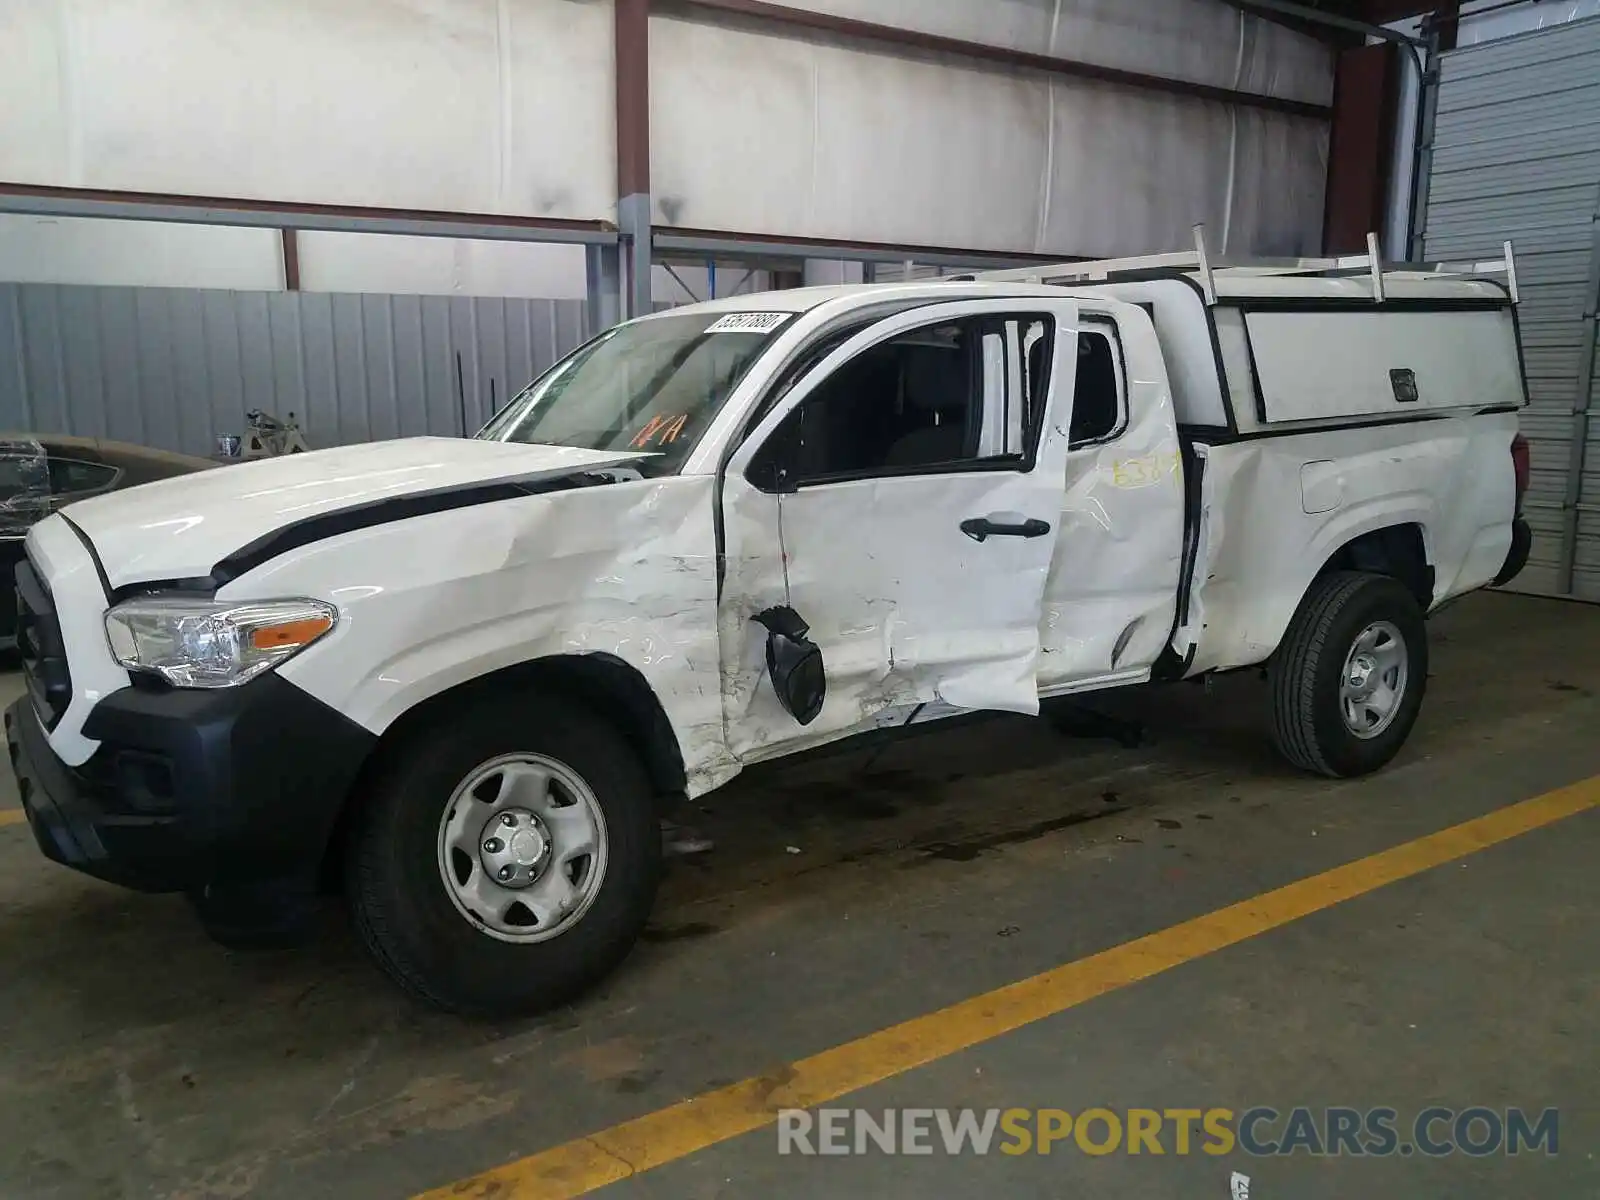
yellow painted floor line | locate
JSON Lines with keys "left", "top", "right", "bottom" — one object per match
{"left": 419, "top": 775, "right": 1600, "bottom": 1200}
{"left": 0, "top": 809, "right": 24, "bottom": 829}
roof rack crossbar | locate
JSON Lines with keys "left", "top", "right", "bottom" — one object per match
{"left": 1193, "top": 223, "right": 1216, "bottom": 304}
{"left": 974, "top": 227, "right": 1520, "bottom": 305}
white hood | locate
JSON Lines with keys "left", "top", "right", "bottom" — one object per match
{"left": 59, "top": 436, "right": 646, "bottom": 588}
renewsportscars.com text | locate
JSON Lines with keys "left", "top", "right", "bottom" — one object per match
{"left": 776, "top": 1106, "right": 1559, "bottom": 1158}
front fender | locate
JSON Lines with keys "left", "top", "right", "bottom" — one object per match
{"left": 225, "top": 477, "right": 738, "bottom": 796}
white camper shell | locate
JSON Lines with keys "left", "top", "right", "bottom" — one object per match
{"left": 7, "top": 232, "right": 1532, "bottom": 1016}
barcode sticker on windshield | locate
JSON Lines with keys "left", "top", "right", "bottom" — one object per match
{"left": 705, "top": 312, "right": 791, "bottom": 334}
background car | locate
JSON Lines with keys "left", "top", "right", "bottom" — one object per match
{"left": 0, "top": 433, "right": 217, "bottom": 649}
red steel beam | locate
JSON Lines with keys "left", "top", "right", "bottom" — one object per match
{"left": 616, "top": 0, "right": 651, "bottom": 199}
{"left": 0, "top": 182, "right": 617, "bottom": 239}
{"left": 1322, "top": 41, "right": 1403, "bottom": 254}
{"left": 279, "top": 228, "right": 301, "bottom": 290}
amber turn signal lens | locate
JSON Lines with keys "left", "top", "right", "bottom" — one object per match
{"left": 249, "top": 615, "right": 334, "bottom": 651}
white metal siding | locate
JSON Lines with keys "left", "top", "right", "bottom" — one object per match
{"left": 1423, "top": 15, "right": 1600, "bottom": 599}
{"left": 0, "top": 285, "right": 590, "bottom": 458}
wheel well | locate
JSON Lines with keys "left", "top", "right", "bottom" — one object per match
{"left": 317, "top": 653, "right": 687, "bottom": 892}
{"left": 1318, "top": 524, "right": 1432, "bottom": 609}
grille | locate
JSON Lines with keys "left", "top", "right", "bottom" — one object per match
{"left": 15, "top": 556, "right": 72, "bottom": 730}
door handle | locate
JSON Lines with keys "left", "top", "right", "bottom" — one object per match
{"left": 960, "top": 516, "right": 1052, "bottom": 542}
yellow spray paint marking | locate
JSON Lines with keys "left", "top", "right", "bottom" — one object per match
{"left": 0, "top": 809, "right": 25, "bottom": 829}
{"left": 1109, "top": 451, "right": 1183, "bottom": 488}
{"left": 417, "top": 776, "right": 1600, "bottom": 1200}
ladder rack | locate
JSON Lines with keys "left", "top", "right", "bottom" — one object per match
{"left": 973, "top": 225, "right": 1520, "bottom": 305}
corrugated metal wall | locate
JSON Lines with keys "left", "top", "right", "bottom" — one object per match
{"left": 1423, "top": 15, "right": 1600, "bottom": 600}
{"left": 0, "top": 284, "right": 592, "bottom": 457}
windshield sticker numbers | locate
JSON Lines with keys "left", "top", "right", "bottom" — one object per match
{"left": 704, "top": 312, "right": 791, "bottom": 334}
{"left": 631, "top": 413, "right": 691, "bottom": 449}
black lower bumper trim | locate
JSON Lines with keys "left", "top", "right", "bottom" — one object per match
{"left": 7, "top": 700, "right": 178, "bottom": 890}
{"left": 6, "top": 673, "right": 376, "bottom": 897}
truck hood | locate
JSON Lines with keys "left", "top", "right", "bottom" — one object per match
{"left": 59, "top": 437, "right": 648, "bottom": 588}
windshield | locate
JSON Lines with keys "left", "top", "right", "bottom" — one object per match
{"left": 477, "top": 310, "right": 793, "bottom": 474}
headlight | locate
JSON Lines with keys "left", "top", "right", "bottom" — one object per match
{"left": 104, "top": 596, "right": 337, "bottom": 688}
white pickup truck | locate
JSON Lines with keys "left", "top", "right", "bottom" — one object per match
{"left": 6, "top": 236, "right": 1531, "bottom": 1016}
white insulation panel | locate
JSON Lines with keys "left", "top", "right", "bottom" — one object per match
{"left": 2, "top": 0, "right": 1334, "bottom": 277}
{"left": 0, "top": 213, "right": 284, "bottom": 290}
{"left": 649, "top": 7, "right": 1330, "bottom": 256}
{"left": 778, "top": 0, "right": 1335, "bottom": 105}
{"left": 1, "top": 0, "right": 615, "bottom": 222}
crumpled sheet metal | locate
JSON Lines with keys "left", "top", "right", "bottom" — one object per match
{"left": 1036, "top": 374, "right": 1185, "bottom": 690}
{"left": 1183, "top": 413, "right": 1519, "bottom": 674}
{"left": 716, "top": 470, "right": 1059, "bottom": 766}
{"left": 712, "top": 300, "right": 1094, "bottom": 764}
{"left": 262, "top": 475, "right": 739, "bottom": 797}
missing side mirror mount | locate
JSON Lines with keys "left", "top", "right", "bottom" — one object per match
{"left": 752, "top": 605, "right": 826, "bottom": 725}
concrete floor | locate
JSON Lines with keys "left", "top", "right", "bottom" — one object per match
{"left": 1, "top": 591, "right": 1596, "bottom": 1199}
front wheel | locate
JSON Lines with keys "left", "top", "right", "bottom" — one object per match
{"left": 1269, "top": 571, "right": 1428, "bottom": 778}
{"left": 347, "top": 695, "right": 661, "bottom": 1017}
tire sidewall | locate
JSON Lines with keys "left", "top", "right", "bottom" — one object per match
{"left": 351, "top": 697, "right": 660, "bottom": 1016}
{"left": 1309, "top": 577, "right": 1429, "bottom": 776}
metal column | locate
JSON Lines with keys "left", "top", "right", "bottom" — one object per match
{"left": 615, "top": 0, "right": 653, "bottom": 318}
{"left": 1407, "top": 25, "right": 1442, "bottom": 262}
{"left": 584, "top": 244, "right": 622, "bottom": 335}
{"left": 618, "top": 195, "right": 653, "bottom": 319}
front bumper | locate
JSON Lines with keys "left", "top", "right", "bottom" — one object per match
{"left": 6, "top": 672, "right": 375, "bottom": 895}
{"left": 1493, "top": 515, "right": 1533, "bottom": 587}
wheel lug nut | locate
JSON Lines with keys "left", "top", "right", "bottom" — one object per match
{"left": 484, "top": 838, "right": 503, "bottom": 854}
{"left": 498, "top": 865, "right": 515, "bottom": 881}
{"left": 500, "top": 813, "right": 517, "bottom": 828}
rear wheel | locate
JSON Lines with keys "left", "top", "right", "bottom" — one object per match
{"left": 1269, "top": 571, "right": 1428, "bottom": 778}
{"left": 347, "top": 694, "right": 660, "bottom": 1017}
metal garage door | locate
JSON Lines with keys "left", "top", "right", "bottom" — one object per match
{"left": 1422, "top": 15, "right": 1600, "bottom": 599}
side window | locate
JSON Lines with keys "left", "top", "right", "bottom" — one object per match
{"left": 47, "top": 457, "right": 120, "bottom": 496}
{"left": 739, "top": 319, "right": 875, "bottom": 445}
{"left": 1068, "top": 327, "right": 1127, "bottom": 448}
{"left": 748, "top": 314, "right": 1052, "bottom": 489}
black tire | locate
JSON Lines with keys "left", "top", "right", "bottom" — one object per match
{"left": 1269, "top": 571, "right": 1428, "bottom": 778}
{"left": 346, "top": 693, "right": 661, "bottom": 1018}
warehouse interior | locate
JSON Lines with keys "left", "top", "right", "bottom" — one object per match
{"left": 1, "top": 1, "right": 1599, "bottom": 1197}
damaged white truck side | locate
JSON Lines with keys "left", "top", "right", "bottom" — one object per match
{"left": 7, "top": 242, "right": 1532, "bottom": 1016}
